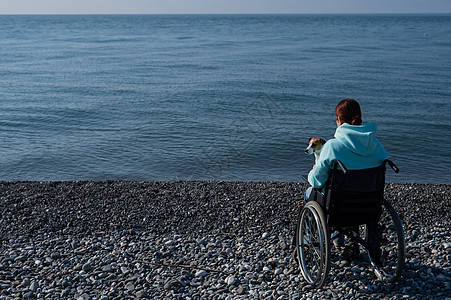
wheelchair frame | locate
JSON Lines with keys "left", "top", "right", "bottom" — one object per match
{"left": 295, "top": 159, "right": 405, "bottom": 288}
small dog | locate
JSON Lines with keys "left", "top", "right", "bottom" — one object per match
{"left": 305, "top": 138, "right": 326, "bottom": 164}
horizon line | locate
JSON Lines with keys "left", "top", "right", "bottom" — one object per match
{"left": 1, "top": 12, "right": 450, "bottom": 16}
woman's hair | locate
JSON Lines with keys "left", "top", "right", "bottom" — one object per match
{"left": 335, "top": 98, "right": 362, "bottom": 125}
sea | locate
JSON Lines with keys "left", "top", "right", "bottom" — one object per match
{"left": 0, "top": 14, "right": 450, "bottom": 183}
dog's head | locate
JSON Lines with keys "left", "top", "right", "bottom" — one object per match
{"left": 305, "top": 138, "right": 326, "bottom": 155}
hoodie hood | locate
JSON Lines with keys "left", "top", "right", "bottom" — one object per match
{"left": 334, "top": 122, "right": 379, "bottom": 156}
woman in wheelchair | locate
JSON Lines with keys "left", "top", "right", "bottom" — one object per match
{"left": 296, "top": 98, "right": 405, "bottom": 288}
{"left": 306, "top": 98, "right": 388, "bottom": 264}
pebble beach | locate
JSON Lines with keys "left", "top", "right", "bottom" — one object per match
{"left": 0, "top": 181, "right": 450, "bottom": 300}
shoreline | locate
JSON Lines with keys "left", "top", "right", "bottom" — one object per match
{"left": 1, "top": 181, "right": 450, "bottom": 299}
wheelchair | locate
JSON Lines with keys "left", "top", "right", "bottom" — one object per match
{"left": 295, "top": 159, "right": 405, "bottom": 288}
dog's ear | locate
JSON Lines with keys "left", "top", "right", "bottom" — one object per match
{"left": 320, "top": 138, "right": 326, "bottom": 145}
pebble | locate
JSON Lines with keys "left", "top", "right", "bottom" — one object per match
{"left": 102, "top": 264, "right": 113, "bottom": 272}
{"left": 226, "top": 275, "right": 236, "bottom": 286}
{"left": 29, "top": 282, "right": 38, "bottom": 292}
{"left": 136, "top": 290, "right": 148, "bottom": 298}
{"left": 125, "top": 282, "right": 135, "bottom": 291}
{"left": 82, "top": 262, "right": 92, "bottom": 272}
{"left": 195, "top": 270, "right": 207, "bottom": 277}
{"left": 0, "top": 181, "right": 449, "bottom": 299}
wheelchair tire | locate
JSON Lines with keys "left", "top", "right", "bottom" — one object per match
{"left": 295, "top": 201, "right": 330, "bottom": 288}
{"left": 368, "top": 199, "right": 406, "bottom": 283}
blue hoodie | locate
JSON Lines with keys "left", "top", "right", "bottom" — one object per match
{"left": 308, "top": 122, "right": 389, "bottom": 188}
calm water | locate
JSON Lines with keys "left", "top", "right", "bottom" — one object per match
{"left": 0, "top": 14, "right": 450, "bottom": 183}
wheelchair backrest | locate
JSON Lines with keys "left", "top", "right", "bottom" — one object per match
{"left": 324, "top": 162, "right": 386, "bottom": 227}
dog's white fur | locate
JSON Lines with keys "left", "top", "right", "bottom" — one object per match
{"left": 305, "top": 138, "right": 327, "bottom": 164}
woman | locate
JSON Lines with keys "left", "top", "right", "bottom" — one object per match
{"left": 308, "top": 98, "right": 389, "bottom": 188}
{"left": 305, "top": 98, "right": 388, "bottom": 262}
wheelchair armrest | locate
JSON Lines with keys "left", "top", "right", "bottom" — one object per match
{"left": 385, "top": 159, "right": 400, "bottom": 173}
{"left": 335, "top": 160, "right": 348, "bottom": 174}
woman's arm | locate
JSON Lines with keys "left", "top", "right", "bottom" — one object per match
{"left": 307, "top": 143, "right": 334, "bottom": 188}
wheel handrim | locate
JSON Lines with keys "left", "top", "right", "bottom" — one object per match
{"left": 298, "top": 206, "right": 326, "bottom": 285}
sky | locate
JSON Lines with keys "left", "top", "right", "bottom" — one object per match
{"left": 0, "top": 0, "right": 451, "bottom": 14}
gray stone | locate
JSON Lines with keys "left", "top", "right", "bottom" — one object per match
{"left": 82, "top": 263, "right": 92, "bottom": 272}
{"left": 102, "top": 264, "right": 113, "bottom": 272}
{"left": 125, "top": 282, "right": 135, "bottom": 291}
{"left": 195, "top": 270, "right": 207, "bottom": 277}
{"left": 29, "top": 282, "right": 38, "bottom": 292}
{"left": 226, "top": 275, "right": 236, "bottom": 286}
{"left": 136, "top": 290, "right": 148, "bottom": 298}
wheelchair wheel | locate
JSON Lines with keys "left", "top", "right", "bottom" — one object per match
{"left": 295, "top": 201, "right": 330, "bottom": 288}
{"left": 367, "top": 199, "right": 405, "bottom": 283}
